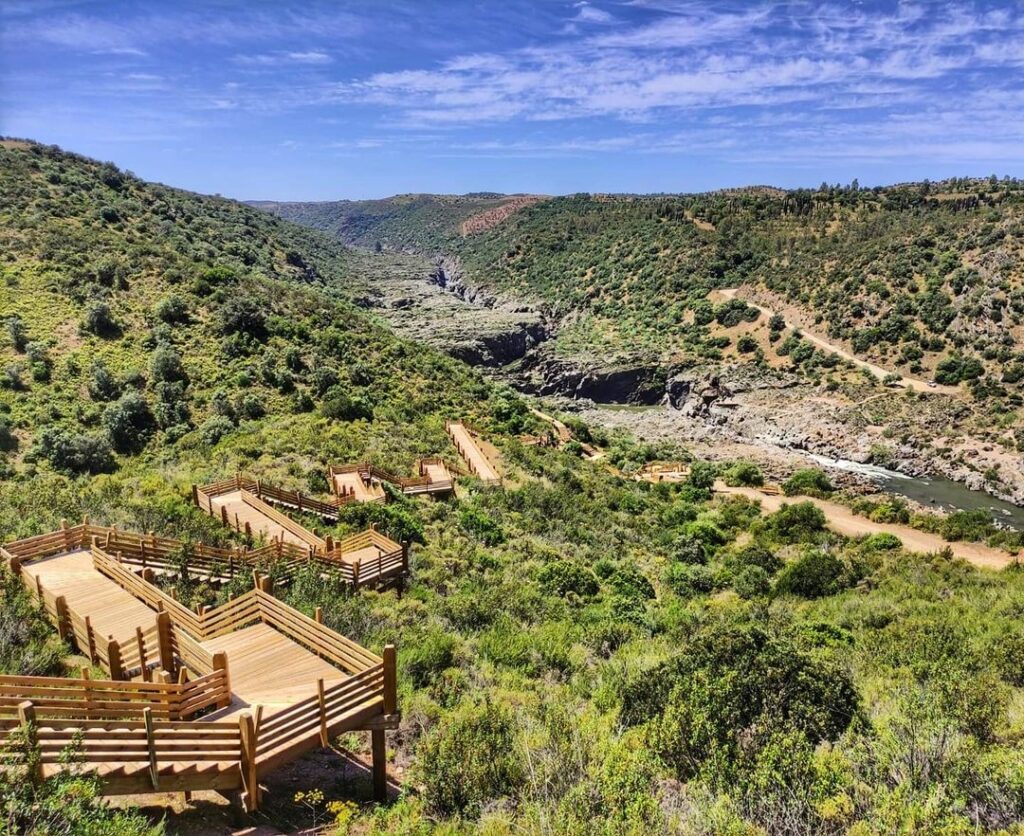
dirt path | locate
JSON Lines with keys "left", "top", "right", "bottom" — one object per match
{"left": 716, "top": 482, "right": 1018, "bottom": 570}
{"left": 717, "top": 288, "right": 960, "bottom": 395}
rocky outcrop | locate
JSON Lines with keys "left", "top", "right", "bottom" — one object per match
{"left": 448, "top": 321, "right": 550, "bottom": 367}
{"left": 512, "top": 353, "right": 666, "bottom": 403}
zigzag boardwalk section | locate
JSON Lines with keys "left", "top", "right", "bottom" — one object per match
{"left": 0, "top": 522, "right": 399, "bottom": 811}
{"left": 193, "top": 478, "right": 409, "bottom": 590}
{"left": 329, "top": 459, "right": 455, "bottom": 500}
{"left": 446, "top": 421, "right": 502, "bottom": 486}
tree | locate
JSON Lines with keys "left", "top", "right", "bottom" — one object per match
{"left": 80, "top": 300, "right": 119, "bottom": 336}
{"left": 774, "top": 549, "right": 846, "bottom": 598}
{"left": 6, "top": 316, "right": 27, "bottom": 352}
{"left": 88, "top": 361, "right": 121, "bottom": 402}
{"left": 218, "top": 297, "right": 267, "bottom": 340}
{"left": 782, "top": 468, "right": 833, "bottom": 498}
{"left": 31, "top": 428, "right": 114, "bottom": 475}
{"left": 765, "top": 501, "right": 827, "bottom": 543}
{"left": 149, "top": 346, "right": 187, "bottom": 384}
{"left": 154, "top": 294, "right": 189, "bottom": 324}
{"left": 103, "top": 392, "right": 156, "bottom": 453}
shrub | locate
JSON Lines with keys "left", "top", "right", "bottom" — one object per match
{"left": 861, "top": 532, "right": 902, "bottom": 551}
{"left": 417, "top": 699, "right": 524, "bottom": 817}
{"left": 80, "top": 300, "right": 119, "bottom": 336}
{"left": 31, "top": 427, "right": 114, "bottom": 475}
{"left": 5, "top": 316, "right": 27, "bottom": 352}
{"left": 992, "top": 632, "right": 1024, "bottom": 686}
{"left": 728, "top": 541, "right": 782, "bottom": 574}
{"left": 87, "top": 361, "right": 121, "bottom": 401}
{"left": 320, "top": 386, "right": 372, "bottom": 422}
{"left": 671, "top": 534, "right": 708, "bottom": 565}
{"left": 154, "top": 294, "right": 189, "bottom": 323}
{"left": 939, "top": 509, "right": 993, "bottom": 542}
{"left": 687, "top": 461, "right": 716, "bottom": 494}
{"left": 0, "top": 418, "right": 16, "bottom": 454}
{"left": 665, "top": 563, "right": 717, "bottom": 598}
{"left": 103, "top": 392, "right": 156, "bottom": 453}
{"left": 774, "top": 549, "right": 846, "bottom": 598}
{"left": 218, "top": 297, "right": 267, "bottom": 340}
{"left": 736, "top": 334, "right": 759, "bottom": 353}
{"left": 608, "top": 565, "right": 655, "bottom": 600}
{"left": 199, "top": 415, "right": 234, "bottom": 446}
{"left": 0, "top": 568, "right": 66, "bottom": 676}
{"left": 236, "top": 394, "right": 265, "bottom": 420}
{"left": 722, "top": 459, "right": 764, "bottom": 487}
{"left": 766, "top": 502, "right": 827, "bottom": 543}
{"left": 458, "top": 506, "right": 505, "bottom": 546}
{"left": 782, "top": 468, "right": 833, "bottom": 498}
{"left": 403, "top": 629, "right": 459, "bottom": 688}
{"left": 150, "top": 346, "right": 187, "bottom": 384}
{"left": 539, "top": 561, "right": 599, "bottom": 598}
{"left": 734, "top": 565, "right": 771, "bottom": 599}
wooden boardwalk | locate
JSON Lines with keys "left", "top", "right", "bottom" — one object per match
{"left": 446, "top": 421, "right": 501, "bottom": 485}
{"left": 331, "top": 469, "right": 387, "bottom": 503}
{"left": 0, "top": 523, "right": 399, "bottom": 810}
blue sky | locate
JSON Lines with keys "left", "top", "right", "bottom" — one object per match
{"left": 3, "top": 1, "right": 1024, "bottom": 199}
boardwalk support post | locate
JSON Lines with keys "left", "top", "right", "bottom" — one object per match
{"left": 383, "top": 644, "right": 397, "bottom": 715}
{"left": 144, "top": 707, "right": 159, "bottom": 789}
{"left": 239, "top": 712, "right": 260, "bottom": 812}
{"left": 317, "top": 677, "right": 329, "bottom": 747}
{"left": 212, "top": 651, "right": 231, "bottom": 708}
{"left": 372, "top": 729, "right": 387, "bottom": 802}
{"left": 107, "top": 636, "right": 123, "bottom": 680}
{"left": 54, "top": 595, "right": 71, "bottom": 642}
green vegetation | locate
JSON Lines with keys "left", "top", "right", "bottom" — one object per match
{"left": 3, "top": 143, "right": 1024, "bottom": 832}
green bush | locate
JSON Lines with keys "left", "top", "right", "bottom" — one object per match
{"left": 31, "top": 427, "right": 114, "bottom": 475}
{"left": 774, "top": 549, "right": 847, "bottom": 598}
{"left": 103, "top": 392, "right": 156, "bottom": 453}
{"left": 6, "top": 316, "right": 27, "bottom": 352}
{"left": 608, "top": 565, "right": 655, "bottom": 600}
{"left": 88, "top": 361, "right": 122, "bottom": 401}
{"left": 149, "top": 346, "right": 187, "bottom": 384}
{"left": 154, "top": 294, "right": 189, "bottom": 323}
{"left": 80, "top": 300, "right": 119, "bottom": 336}
{"left": 458, "top": 506, "right": 505, "bottom": 546}
{"left": 664, "top": 563, "right": 717, "bottom": 598}
{"left": 734, "top": 565, "right": 771, "bottom": 598}
{"left": 198, "top": 415, "right": 234, "bottom": 446}
{"left": 403, "top": 629, "right": 459, "bottom": 688}
{"left": 727, "top": 541, "right": 782, "bottom": 574}
{"left": 320, "top": 386, "right": 372, "bottom": 422}
{"left": 782, "top": 468, "right": 834, "bottom": 498}
{"left": 218, "top": 297, "right": 267, "bottom": 340}
{"left": 538, "top": 561, "right": 599, "bottom": 598}
{"left": 861, "top": 532, "right": 902, "bottom": 551}
{"left": 0, "top": 568, "right": 66, "bottom": 676}
{"left": 417, "top": 699, "right": 524, "bottom": 817}
{"left": 766, "top": 502, "right": 827, "bottom": 543}
{"left": 722, "top": 459, "right": 764, "bottom": 487}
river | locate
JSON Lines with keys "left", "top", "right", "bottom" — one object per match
{"left": 808, "top": 454, "right": 1024, "bottom": 530}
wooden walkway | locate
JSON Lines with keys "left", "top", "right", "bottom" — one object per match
{"left": 446, "top": 421, "right": 501, "bottom": 485}
{"left": 331, "top": 469, "right": 387, "bottom": 503}
{"left": 207, "top": 490, "right": 326, "bottom": 552}
{"left": 0, "top": 523, "right": 399, "bottom": 810}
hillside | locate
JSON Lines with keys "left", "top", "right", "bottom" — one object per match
{"left": 4, "top": 142, "right": 1024, "bottom": 834}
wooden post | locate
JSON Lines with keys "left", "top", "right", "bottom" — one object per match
{"left": 239, "top": 712, "right": 259, "bottom": 812}
{"left": 144, "top": 707, "right": 159, "bottom": 789}
{"left": 85, "top": 615, "right": 97, "bottom": 662}
{"left": 383, "top": 644, "right": 397, "bottom": 716}
{"left": 221, "top": 506, "right": 229, "bottom": 526}
{"left": 54, "top": 595, "right": 71, "bottom": 642}
{"left": 142, "top": 567, "right": 155, "bottom": 585}
{"left": 401, "top": 542, "right": 409, "bottom": 575}
{"left": 259, "top": 575, "right": 272, "bottom": 594}
{"left": 136, "top": 626, "right": 151, "bottom": 682}
{"left": 81, "top": 667, "right": 94, "bottom": 716}
{"left": 317, "top": 678, "right": 329, "bottom": 747}
{"left": 107, "top": 636, "right": 123, "bottom": 680}
{"left": 352, "top": 560, "right": 361, "bottom": 590}
{"left": 6, "top": 555, "right": 20, "bottom": 577}
{"left": 60, "top": 518, "right": 70, "bottom": 551}
{"left": 371, "top": 729, "right": 387, "bottom": 802}
{"left": 18, "top": 701, "right": 41, "bottom": 784}
{"left": 244, "top": 521, "right": 252, "bottom": 540}
{"left": 297, "top": 491, "right": 304, "bottom": 515}
{"left": 314, "top": 606, "right": 323, "bottom": 624}
{"left": 212, "top": 651, "right": 231, "bottom": 708}
{"left": 325, "top": 534, "right": 334, "bottom": 553}
{"left": 191, "top": 484, "right": 199, "bottom": 506}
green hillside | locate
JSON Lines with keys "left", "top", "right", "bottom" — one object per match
{"left": 264, "top": 182, "right": 1024, "bottom": 391}
{"left": 3, "top": 142, "right": 1024, "bottom": 834}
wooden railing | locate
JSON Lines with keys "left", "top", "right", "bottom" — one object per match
{"left": 0, "top": 669, "right": 229, "bottom": 721}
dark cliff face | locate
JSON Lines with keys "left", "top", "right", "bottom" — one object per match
{"left": 448, "top": 321, "right": 550, "bottom": 367}
{"left": 512, "top": 354, "right": 666, "bottom": 404}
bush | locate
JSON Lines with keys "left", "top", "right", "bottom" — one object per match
{"left": 6, "top": 316, "right": 27, "bottom": 352}
{"left": 417, "top": 699, "right": 524, "bottom": 817}
{"left": 727, "top": 541, "right": 782, "bottom": 574}
{"left": 320, "top": 386, "right": 372, "bottom": 422}
{"left": 539, "top": 561, "right": 599, "bottom": 598}
{"left": 87, "top": 361, "right": 121, "bottom": 401}
{"left": 736, "top": 334, "right": 759, "bottom": 353}
{"left": 150, "top": 346, "right": 187, "bottom": 384}
{"left": 608, "top": 565, "right": 655, "bottom": 600}
{"left": 0, "top": 418, "right": 17, "bottom": 454}
{"left": 103, "top": 392, "right": 156, "bottom": 453}
{"left": 734, "top": 565, "right": 771, "bottom": 598}
{"left": 672, "top": 534, "right": 708, "bottom": 565}
{"left": 939, "top": 509, "right": 993, "bottom": 542}
{"left": 154, "top": 294, "right": 189, "bottom": 323}
{"left": 766, "top": 502, "right": 827, "bottom": 543}
{"left": 861, "top": 532, "right": 902, "bottom": 551}
{"left": 80, "top": 300, "right": 119, "bottom": 336}
{"left": 31, "top": 427, "right": 114, "bottom": 474}
{"left": 199, "top": 415, "right": 234, "bottom": 446}
{"left": 722, "top": 459, "right": 764, "bottom": 487}
{"left": 0, "top": 568, "right": 66, "bottom": 676}
{"left": 774, "top": 549, "right": 847, "bottom": 598}
{"left": 218, "top": 297, "right": 267, "bottom": 340}
{"left": 458, "top": 506, "right": 505, "bottom": 546}
{"left": 992, "top": 632, "right": 1024, "bottom": 686}
{"left": 782, "top": 468, "right": 834, "bottom": 498}
{"left": 665, "top": 563, "right": 717, "bottom": 598}
{"left": 403, "top": 629, "right": 459, "bottom": 688}
{"left": 236, "top": 394, "right": 265, "bottom": 420}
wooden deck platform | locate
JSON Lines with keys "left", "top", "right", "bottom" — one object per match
{"left": 446, "top": 422, "right": 501, "bottom": 485}
{"left": 331, "top": 470, "right": 387, "bottom": 503}
{"left": 0, "top": 522, "right": 399, "bottom": 811}
{"left": 209, "top": 490, "right": 325, "bottom": 551}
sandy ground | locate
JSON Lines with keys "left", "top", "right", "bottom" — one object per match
{"left": 716, "top": 482, "right": 1018, "bottom": 570}
{"left": 717, "top": 288, "right": 961, "bottom": 395}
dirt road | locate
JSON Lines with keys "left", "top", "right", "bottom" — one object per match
{"left": 718, "top": 288, "right": 960, "bottom": 395}
{"left": 716, "top": 482, "right": 1017, "bottom": 570}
